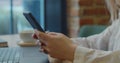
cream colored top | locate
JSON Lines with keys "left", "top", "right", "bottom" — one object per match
{"left": 72, "top": 19, "right": 120, "bottom": 63}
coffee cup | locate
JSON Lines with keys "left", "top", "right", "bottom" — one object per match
{"left": 19, "top": 30, "right": 35, "bottom": 43}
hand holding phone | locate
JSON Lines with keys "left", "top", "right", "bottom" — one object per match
{"left": 23, "top": 12, "right": 50, "bottom": 54}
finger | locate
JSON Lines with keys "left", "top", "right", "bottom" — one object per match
{"left": 36, "top": 40, "right": 46, "bottom": 46}
{"left": 47, "top": 32, "right": 58, "bottom": 35}
{"left": 41, "top": 42, "right": 46, "bottom": 46}
{"left": 35, "top": 40, "right": 40, "bottom": 45}
{"left": 38, "top": 44, "right": 48, "bottom": 54}
{"left": 41, "top": 46, "right": 49, "bottom": 54}
{"left": 39, "top": 48, "right": 48, "bottom": 54}
{"left": 43, "top": 49, "right": 49, "bottom": 54}
{"left": 47, "top": 32, "right": 63, "bottom": 38}
{"left": 32, "top": 33, "right": 38, "bottom": 39}
{"left": 40, "top": 39, "right": 48, "bottom": 46}
{"left": 35, "top": 30, "right": 50, "bottom": 41}
{"left": 36, "top": 40, "right": 47, "bottom": 47}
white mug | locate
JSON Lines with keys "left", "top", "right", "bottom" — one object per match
{"left": 19, "top": 30, "right": 35, "bottom": 43}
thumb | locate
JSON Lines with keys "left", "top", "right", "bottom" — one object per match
{"left": 35, "top": 30, "right": 51, "bottom": 41}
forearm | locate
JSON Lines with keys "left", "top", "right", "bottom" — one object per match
{"left": 71, "top": 37, "right": 89, "bottom": 48}
{"left": 71, "top": 34, "right": 102, "bottom": 49}
{"left": 71, "top": 26, "right": 112, "bottom": 50}
{"left": 73, "top": 46, "right": 120, "bottom": 63}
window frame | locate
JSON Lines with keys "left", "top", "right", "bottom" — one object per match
{"left": 44, "top": 0, "right": 68, "bottom": 35}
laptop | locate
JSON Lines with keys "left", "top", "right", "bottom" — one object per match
{"left": 0, "top": 46, "right": 49, "bottom": 63}
{"left": 20, "top": 47, "right": 49, "bottom": 63}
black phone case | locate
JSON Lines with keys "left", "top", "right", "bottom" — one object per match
{"left": 23, "top": 12, "right": 45, "bottom": 32}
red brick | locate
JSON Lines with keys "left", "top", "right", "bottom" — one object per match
{"left": 79, "top": 0, "right": 94, "bottom": 6}
{"left": 95, "top": 0, "right": 105, "bottom": 5}
{"left": 97, "top": 18, "right": 110, "bottom": 25}
{"left": 80, "top": 18, "right": 94, "bottom": 26}
{"left": 83, "top": 8, "right": 110, "bottom": 16}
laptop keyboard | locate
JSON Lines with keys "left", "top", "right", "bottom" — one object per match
{"left": 0, "top": 47, "right": 20, "bottom": 63}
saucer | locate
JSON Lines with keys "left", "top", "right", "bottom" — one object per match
{"left": 17, "top": 41, "right": 37, "bottom": 47}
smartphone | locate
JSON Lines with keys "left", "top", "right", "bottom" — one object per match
{"left": 23, "top": 12, "right": 45, "bottom": 32}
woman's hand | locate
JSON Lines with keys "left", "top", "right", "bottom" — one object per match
{"left": 33, "top": 30, "right": 77, "bottom": 61}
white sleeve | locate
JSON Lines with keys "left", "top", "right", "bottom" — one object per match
{"left": 72, "top": 21, "right": 120, "bottom": 63}
{"left": 73, "top": 46, "right": 120, "bottom": 63}
{"left": 71, "top": 24, "right": 113, "bottom": 50}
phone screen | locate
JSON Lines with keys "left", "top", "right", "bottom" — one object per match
{"left": 23, "top": 12, "right": 45, "bottom": 32}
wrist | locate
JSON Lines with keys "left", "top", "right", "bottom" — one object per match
{"left": 67, "top": 44, "right": 77, "bottom": 61}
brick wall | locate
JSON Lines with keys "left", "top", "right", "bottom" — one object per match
{"left": 79, "top": 0, "right": 110, "bottom": 26}
{"left": 67, "top": 0, "right": 110, "bottom": 37}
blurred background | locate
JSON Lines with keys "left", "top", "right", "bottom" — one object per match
{"left": 0, "top": 0, "right": 44, "bottom": 35}
{"left": 0, "top": 0, "right": 110, "bottom": 37}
